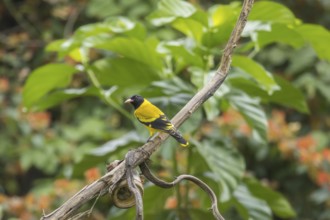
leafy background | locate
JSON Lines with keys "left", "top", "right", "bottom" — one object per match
{"left": 1, "top": 0, "right": 330, "bottom": 219}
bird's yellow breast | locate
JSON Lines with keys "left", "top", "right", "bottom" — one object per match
{"left": 134, "top": 99, "right": 164, "bottom": 123}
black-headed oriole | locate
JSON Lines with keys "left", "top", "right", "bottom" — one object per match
{"left": 125, "top": 95, "right": 188, "bottom": 147}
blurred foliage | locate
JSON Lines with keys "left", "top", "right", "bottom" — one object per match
{"left": 0, "top": 0, "right": 330, "bottom": 219}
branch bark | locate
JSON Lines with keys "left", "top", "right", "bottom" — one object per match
{"left": 125, "top": 151, "right": 144, "bottom": 220}
{"left": 41, "top": 0, "right": 254, "bottom": 219}
{"left": 139, "top": 162, "right": 224, "bottom": 220}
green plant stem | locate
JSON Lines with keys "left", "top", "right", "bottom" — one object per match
{"left": 87, "top": 68, "right": 131, "bottom": 119}
{"left": 248, "top": 47, "right": 259, "bottom": 58}
{"left": 80, "top": 48, "right": 132, "bottom": 119}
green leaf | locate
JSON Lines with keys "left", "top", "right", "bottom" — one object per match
{"left": 77, "top": 17, "right": 136, "bottom": 36}
{"left": 191, "top": 9, "right": 209, "bottom": 27}
{"left": 144, "top": 185, "right": 173, "bottom": 213}
{"left": 105, "top": 16, "right": 146, "bottom": 39}
{"left": 228, "top": 91, "right": 268, "bottom": 143}
{"left": 316, "top": 80, "right": 330, "bottom": 102}
{"left": 86, "top": 0, "right": 119, "bottom": 19}
{"left": 272, "top": 76, "right": 309, "bottom": 113}
{"left": 249, "top": 1, "right": 297, "bottom": 25}
{"left": 147, "top": 209, "right": 215, "bottom": 220}
{"left": 242, "top": 21, "right": 271, "bottom": 37}
{"left": 190, "top": 67, "right": 209, "bottom": 89}
{"left": 148, "top": 0, "right": 196, "bottom": 26}
{"left": 203, "top": 3, "right": 240, "bottom": 48}
{"left": 31, "top": 87, "right": 98, "bottom": 111}
{"left": 188, "top": 209, "right": 218, "bottom": 220}
{"left": 44, "top": 23, "right": 110, "bottom": 58}
{"left": 256, "top": 23, "right": 305, "bottom": 48}
{"left": 74, "top": 22, "right": 111, "bottom": 41}
{"left": 294, "top": 73, "right": 330, "bottom": 102}
{"left": 202, "top": 24, "right": 233, "bottom": 48}
{"left": 92, "top": 37, "right": 163, "bottom": 70}
{"left": 233, "top": 184, "right": 272, "bottom": 220}
{"left": 232, "top": 55, "right": 279, "bottom": 94}
{"left": 45, "top": 39, "right": 67, "bottom": 52}
{"left": 72, "top": 151, "right": 108, "bottom": 178}
{"left": 90, "top": 131, "right": 142, "bottom": 156}
{"left": 296, "top": 24, "right": 330, "bottom": 61}
{"left": 244, "top": 177, "right": 296, "bottom": 218}
{"left": 189, "top": 68, "right": 223, "bottom": 120}
{"left": 159, "top": 40, "right": 205, "bottom": 70}
{"left": 190, "top": 68, "right": 226, "bottom": 120}
{"left": 293, "top": 74, "right": 317, "bottom": 99}
{"left": 109, "top": 208, "right": 135, "bottom": 220}
{"left": 46, "top": 18, "right": 146, "bottom": 58}
{"left": 23, "top": 63, "right": 77, "bottom": 109}
{"left": 109, "top": 185, "right": 176, "bottom": 220}
{"left": 148, "top": 0, "right": 208, "bottom": 42}
{"left": 72, "top": 118, "right": 106, "bottom": 140}
{"left": 209, "top": 3, "right": 240, "bottom": 27}
{"left": 286, "top": 46, "right": 316, "bottom": 75}
{"left": 195, "top": 140, "right": 245, "bottom": 202}
{"left": 145, "top": 210, "right": 177, "bottom": 220}
{"left": 203, "top": 97, "right": 220, "bottom": 121}
{"left": 310, "top": 188, "right": 330, "bottom": 204}
{"left": 172, "top": 18, "right": 205, "bottom": 42}
{"left": 91, "top": 57, "right": 160, "bottom": 87}
{"left": 228, "top": 74, "right": 309, "bottom": 113}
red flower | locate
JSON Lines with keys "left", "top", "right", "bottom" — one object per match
{"left": 296, "top": 135, "right": 316, "bottom": 150}
{"left": 84, "top": 167, "right": 101, "bottom": 183}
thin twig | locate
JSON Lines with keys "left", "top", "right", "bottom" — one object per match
{"left": 40, "top": 0, "right": 254, "bottom": 219}
{"left": 139, "top": 162, "right": 224, "bottom": 220}
{"left": 69, "top": 210, "right": 90, "bottom": 220}
{"left": 125, "top": 151, "right": 144, "bottom": 220}
{"left": 64, "top": 5, "right": 81, "bottom": 37}
{"left": 80, "top": 48, "right": 132, "bottom": 119}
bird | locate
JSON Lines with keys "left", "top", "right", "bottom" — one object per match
{"left": 125, "top": 95, "right": 189, "bottom": 147}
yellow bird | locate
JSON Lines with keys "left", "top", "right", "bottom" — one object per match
{"left": 125, "top": 95, "right": 188, "bottom": 147}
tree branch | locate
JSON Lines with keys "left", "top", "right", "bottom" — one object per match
{"left": 41, "top": 0, "right": 254, "bottom": 219}
{"left": 139, "top": 162, "right": 224, "bottom": 220}
{"left": 125, "top": 151, "right": 144, "bottom": 220}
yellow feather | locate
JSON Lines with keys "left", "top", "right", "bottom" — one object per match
{"left": 130, "top": 96, "right": 188, "bottom": 147}
{"left": 134, "top": 99, "right": 164, "bottom": 123}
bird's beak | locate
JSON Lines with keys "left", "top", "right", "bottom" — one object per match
{"left": 124, "top": 98, "right": 133, "bottom": 104}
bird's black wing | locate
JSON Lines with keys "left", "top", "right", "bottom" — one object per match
{"left": 140, "top": 114, "right": 174, "bottom": 131}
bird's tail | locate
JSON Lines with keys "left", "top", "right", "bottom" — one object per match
{"left": 168, "top": 129, "right": 189, "bottom": 147}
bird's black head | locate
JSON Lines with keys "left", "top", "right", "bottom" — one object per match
{"left": 124, "top": 95, "right": 144, "bottom": 109}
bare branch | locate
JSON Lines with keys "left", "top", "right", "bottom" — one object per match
{"left": 41, "top": 163, "right": 121, "bottom": 220}
{"left": 41, "top": 0, "right": 254, "bottom": 219}
{"left": 125, "top": 151, "right": 144, "bottom": 220}
{"left": 139, "top": 162, "right": 224, "bottom": 220}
